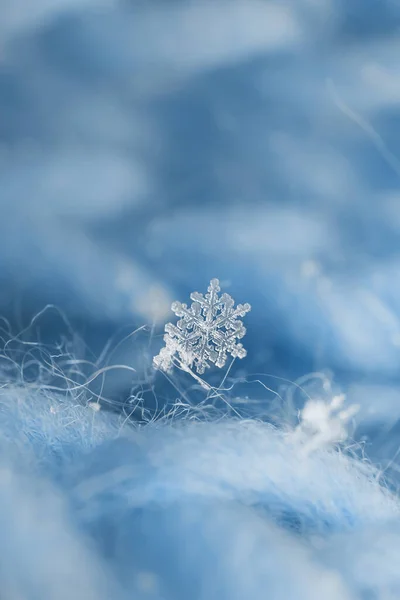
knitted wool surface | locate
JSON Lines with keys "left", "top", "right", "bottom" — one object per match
{"left": 0, "top": 381, "right": 398, "bottom": 600}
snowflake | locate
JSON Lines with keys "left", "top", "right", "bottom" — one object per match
{"left": 153, "top": 279, "right": 251, "bottom": 375}
{"left": 292, "top": 394, "right": 360, "bottom": 455}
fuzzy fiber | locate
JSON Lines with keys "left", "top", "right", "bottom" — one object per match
{"left": 0, "top": 381, "right": 398, "bottom": 600}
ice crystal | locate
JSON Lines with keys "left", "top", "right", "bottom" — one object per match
{"left": 292, "top": 394, "right": 360, "bottom": 454}
{"left": 153, "top": 279, "right": 251, "bottom": 375}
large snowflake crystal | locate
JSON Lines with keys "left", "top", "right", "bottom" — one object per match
{"left": 153, "top": 279, "right": 251, "bottom": 374}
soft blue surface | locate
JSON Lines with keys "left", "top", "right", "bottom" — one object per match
{"left": 0, "top": 383, "right": 399, "bottom": 600}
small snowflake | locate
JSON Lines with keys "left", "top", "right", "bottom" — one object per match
{"left": 153, "top": 279, "right": 251, "bottom": 374}
{"left": 293, "top": 394, "right": 360, "bottom": 454}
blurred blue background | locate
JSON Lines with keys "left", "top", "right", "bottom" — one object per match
{"left": 1, "top": 0, "right": 400, "bottom": 423}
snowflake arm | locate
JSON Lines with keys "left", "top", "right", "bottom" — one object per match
{"left": 153, "top": 279, "right": 251, "bottom": 375}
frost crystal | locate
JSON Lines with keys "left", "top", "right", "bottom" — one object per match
{"left": 153, "top": 279, "right": 251, "bottom": 375}
{"left": 293, "top": 394, "right": 360, "bottom": 455}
